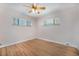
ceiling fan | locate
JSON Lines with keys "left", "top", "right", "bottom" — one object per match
{"left": 24, "top": 3, "right": 46, "bottom": 14}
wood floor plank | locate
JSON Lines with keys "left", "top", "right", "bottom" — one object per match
{"left": 0, "top": 39, "right": 79, "bottom": 56}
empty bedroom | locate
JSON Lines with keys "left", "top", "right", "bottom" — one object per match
{"left": 0, "top": 3, "right": 79, "bottom": 56}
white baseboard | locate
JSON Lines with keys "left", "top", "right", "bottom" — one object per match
{"left": 0, "top": 37, "right": 35, "bottom": 48}
{"left": 36, "top": 37, "right": 78, "bottom": 49}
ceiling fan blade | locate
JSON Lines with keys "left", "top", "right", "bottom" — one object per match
{"left": 28, "top": 10, "right": 32, "bottom": 13}
{"left": 39, "top": 7, "right": 46, "bottom": 10}
{"left": 24, "top": 5, "right": 32, "bottom": 8}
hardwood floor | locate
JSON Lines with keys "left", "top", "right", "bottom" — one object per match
{"left": 0, "top": 39, "right": 79, "bottom": 56}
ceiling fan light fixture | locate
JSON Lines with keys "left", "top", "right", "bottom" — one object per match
{"left": 24, "top": 3, "right": 46, "bottom": 15}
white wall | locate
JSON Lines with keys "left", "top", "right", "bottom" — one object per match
{"left": 36, "top": 4, "right": 79, "bottom": 48}
{"left": 0, "top": 4, "right": 36, "bottom": 45}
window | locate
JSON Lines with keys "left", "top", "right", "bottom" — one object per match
{"left": 43, "top": 18, "right": 60, "bottom": 26}
{"left": 13, "top": 17, "right": 32, "bottom": 26}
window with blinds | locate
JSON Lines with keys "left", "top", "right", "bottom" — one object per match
{"left": 13, "top": 17, "right": 32, "bottom": 26}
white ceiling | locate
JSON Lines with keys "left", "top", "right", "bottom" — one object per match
{"left": 8, "top": 3, "right": 61, "bottom": 17}
{"left": 0, "top": 3, "right": 78, "bottom": 18}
